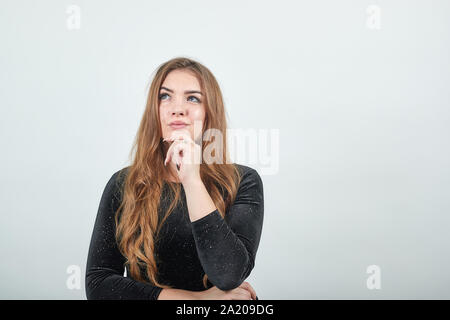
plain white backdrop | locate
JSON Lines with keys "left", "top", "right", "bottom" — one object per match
{"left": 1, "top": 0, "right": 449, "bottom": 299}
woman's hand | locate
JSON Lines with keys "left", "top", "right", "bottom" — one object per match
{"left": 193, "top": 281, "right": 258, "bottom": 300}
{"left": 163, "top": 130, "right": 202, "bottom": 185}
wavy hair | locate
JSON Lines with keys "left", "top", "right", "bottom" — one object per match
{"left": 114, "top": 57, "right": 242, "bottom": 289}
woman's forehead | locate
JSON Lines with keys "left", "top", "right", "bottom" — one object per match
{"left": 161, "top": 69, "right": 202, "bottom": 91}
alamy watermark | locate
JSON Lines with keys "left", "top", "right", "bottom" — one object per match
{"left": 366, "top": 265, "right": 381, "bottom": 290}
{"left": 169, "top": 120, "right": 281, "bottom": 175}
{"left": 66, "top": 264, "right": 81, "bottom": 290}
{"left": 366, "top": 5, "right": 381, "bottom": 30}
{"left": 66, "top": 5, "right": 81, "bottom": 30}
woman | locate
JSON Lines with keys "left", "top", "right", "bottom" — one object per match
{"left": 85, "top": 57, "right": 264, "bottom": 300}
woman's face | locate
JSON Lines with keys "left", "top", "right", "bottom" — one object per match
{"left": 159, "top": 69, "right": 206, "bottom": 142}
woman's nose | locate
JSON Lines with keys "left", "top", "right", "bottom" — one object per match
{"left": 171, "top": 101, "right": 187, "bottom": 116}
{"left": 172, "top": 109, "right": 185, "bottom": 116}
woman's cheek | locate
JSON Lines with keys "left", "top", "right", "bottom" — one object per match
{"left": 191, "top": 107, "right": 205, "bottom": 121}
{"left": 189, "top": 108, "right": 204, "bottom": 142}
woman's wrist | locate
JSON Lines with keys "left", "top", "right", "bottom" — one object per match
{"left": 189, "top": 289, "right": 205, "bottom": 300}
{"left": 182, "top": 175, "right": 203, "bottom": 190}
{"left": 157, "top": 288, "right": 203, "bottom": 300}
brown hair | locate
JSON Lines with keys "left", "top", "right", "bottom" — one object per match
{"left": 114, "top": 57, "right": 241, "bottom": 289}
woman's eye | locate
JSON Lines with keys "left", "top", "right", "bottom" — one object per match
{"left": 159, "top": 93, "right": 169, "bottom": 100}
{"left": 188, "top": 96, "right": 201, "bottom": 103}
{"left": 159, "top": 93, "right": 201, "bottom": 103}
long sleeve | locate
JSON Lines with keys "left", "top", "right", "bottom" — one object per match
{"left": 190, "top": 167, "right": 264, "bottom": 291}
{"left": 85, "top": 169, "right": 163, "bottom": 300}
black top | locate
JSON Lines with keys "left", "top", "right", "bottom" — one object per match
{"left": 85, "top": 164, "right": 264, "bottom": 300}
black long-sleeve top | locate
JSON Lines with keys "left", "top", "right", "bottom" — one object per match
{"left": 85, "top": 164, "right": 264, "bottom": 300}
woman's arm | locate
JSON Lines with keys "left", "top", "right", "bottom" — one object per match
{"left": 183, "top": 166, "right": 264, "bottom": 291}
{"left": 183, "top": 178, "right": 218, "bottom": 222}
{"left": 157, "top": 288, "right": 201, "bottom": 300}
{"left": 86, "top": 169, "right": 165, "bottom": 300}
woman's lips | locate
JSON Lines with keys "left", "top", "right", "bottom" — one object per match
{"left": 170, "top": 124, "right": 188, "bottom": 129}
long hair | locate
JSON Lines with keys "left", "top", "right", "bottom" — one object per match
{"left": 114, "top": 57, "right": 242, "bottom": 289}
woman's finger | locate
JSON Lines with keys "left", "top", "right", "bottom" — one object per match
{"left": 172, "top": 143, "right": 185, "bottom": 168}
{"left": 167, "top": 130, "right": 194, "bottom": 144}
{"left": 233, "top": 288, "right": 252, "bottom": 300}
{"left": 164, "top": 140, "right": 185, "bottom": 166}
{"left": 239, "top": 282, "right": 257, "bottom": 300}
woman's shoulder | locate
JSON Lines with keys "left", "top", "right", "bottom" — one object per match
{"left": 229, "top": 164, "right": 264, "bottom": 205}
{"left": 104, "top": 166, "right": 131, "bottom": 200}
{"left": 233, "top": 163, "right": 261, "bottom": 178}
{"left": 114, "top": 166, "right": 131, "bottom": 180}
{"left": 232, "top": 163, "right": 263, "bottom": 190}
{"left": 108, "top": 166, "right": 130, "bottom": 184}
{"left": 107, "top": 164, "right": 262, "bottom": 193}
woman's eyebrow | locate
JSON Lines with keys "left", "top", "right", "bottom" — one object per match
{"left": 160, "top": 86, "right": 203, "bottom": 95}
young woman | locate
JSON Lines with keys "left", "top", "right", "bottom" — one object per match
{"left": 85, "top": 57, "right": 264, "bottom": 300}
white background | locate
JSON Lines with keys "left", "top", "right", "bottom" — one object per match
{"left": 0, "top": 0, "right": 449, "bottom": 299}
